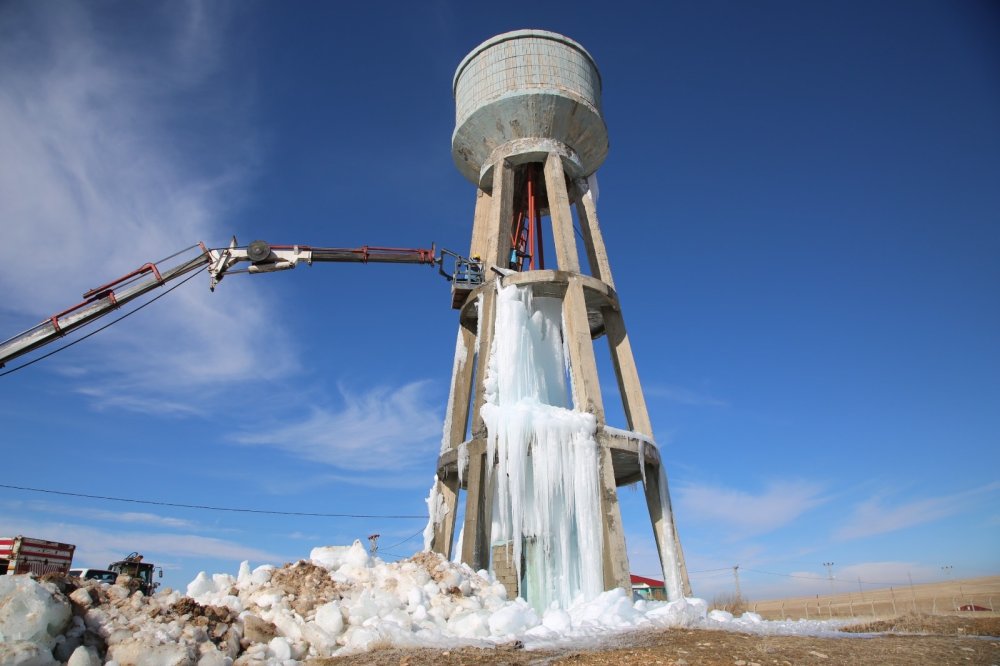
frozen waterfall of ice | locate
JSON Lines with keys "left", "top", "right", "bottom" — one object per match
{"left": 480, "top": 283, "right": 604, "bottom": 613}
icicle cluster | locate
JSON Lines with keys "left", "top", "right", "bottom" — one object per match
{"left": 480, "top": 284, "right": 604, "bottom": 612}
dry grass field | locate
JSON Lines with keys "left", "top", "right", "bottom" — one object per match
{"left": 749, "top": 575, "right": 1000, "bottom": 620}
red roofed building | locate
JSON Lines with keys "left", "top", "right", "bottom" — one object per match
{"left": 630, "top": 574, "right": 667, "bottom": 601}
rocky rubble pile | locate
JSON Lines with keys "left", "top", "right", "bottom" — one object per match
{"left": 0, "top": 569, "right": 243, "bottom": 666}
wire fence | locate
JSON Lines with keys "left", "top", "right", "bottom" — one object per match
{"left": 752, "top": 593, "right": 997, "bottom": 620}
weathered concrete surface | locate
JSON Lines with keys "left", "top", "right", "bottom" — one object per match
{"left": 452, "top": 30, "right": 608, "bottom": 187}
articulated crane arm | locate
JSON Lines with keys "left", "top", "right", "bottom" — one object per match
{"left": 0, "top": 238, "right": 438, "bottom": 369}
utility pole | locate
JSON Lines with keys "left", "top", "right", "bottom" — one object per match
{"left": 941, "top": 565, "right": 953, "bottom": 579}
{"left": 822, "top": 562, "right": 835, "bottom": 596}
{"left": 733, "top": 565, "right": 742, "bottom": 600}
{"left": 367, "top": 533, "right": 380, "bottom": 556}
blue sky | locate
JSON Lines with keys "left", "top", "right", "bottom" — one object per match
{"left": 1, "top": 1, "right": 997, "bottom": 600}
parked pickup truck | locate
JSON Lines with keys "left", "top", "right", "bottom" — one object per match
{"left": 0, "top": 535, "right": 76, "bottom": 575}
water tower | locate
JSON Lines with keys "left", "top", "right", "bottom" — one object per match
{"left": 426, "top": 29, "right": 691, "bottom": 608}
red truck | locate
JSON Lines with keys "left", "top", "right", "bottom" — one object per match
{"left": 0, "top": 535, "right": 75, "bottom": 575}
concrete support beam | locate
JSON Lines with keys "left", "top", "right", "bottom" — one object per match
{"left": 562, "top": 278, "right": 605, "bottom": 419}
{"left": 444, "top": 327, "right": 477, "bottom": 452}
{"left": 431, "top": 326, "right": 477, "bottom": 558}
{"left": 598, "top": 444, "right": 632, "bottom": 591}
{"left": 574, "top": 179, "right": 615, "bottom": 289}
{"left": 484, "top": 159, "right": 515, "bottom": 270}
{"left": 563, "top": 277, "right": 628, "bottom": 591}
{"left": 470, "top": 287, "right": 497, "bottom": 438}
{"left": 457, "top": 159, "right": 514, "bottom": 574}
{"left": 460, "top": 447, "right": 485, "bottom": 567}
{"left": 456, "top": 437, "right": 493, "bottom": 571}
{"left": 602, "top": 306, "right": 653, "bottom": 437}
{"left": 469, "top": 187, "right": 494, "bottom": 261}
{"left": 431, "top": 474, "right": 460, "bottom": 560}
{"left": 642, "top": 460, "right": 692, "bottom": 599}
{"left": 544, "top": 154, "right": 580, "bottom": 273}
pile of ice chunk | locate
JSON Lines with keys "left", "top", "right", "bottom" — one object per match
{"left": 0, "top": 542, "right": 848, "bottom": 665}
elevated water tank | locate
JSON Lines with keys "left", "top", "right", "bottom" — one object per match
{"left": 452, "top": 29, "right": 608, "bottom": 188}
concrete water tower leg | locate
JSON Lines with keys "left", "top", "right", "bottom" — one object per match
{"left": 562, "top": 274, "right": 630, "bottom": 590}
{"left": 543, "top": 154, "right": 581, "bottom": 273}
{"left": 469, "top": 183, "right": 494, "bottom": 261}
{"left": 459, "top": 440, "right": 491, "bottom": 570}
{"left": 574, "top": 179, "right": 615, "bottom": 289}
{"left": 431, "top": 474, "right": 459, "bottom": 560}
{"left": 484, "top": 160, "right": 516, "bottom": 268}
{"left": 578, "top": 179, "right": 692, "bottom": 598}
{"left": 642, "top": 456, "right": 692, "bottom": 598}
{"left": 430, "top": 324, "right": 476, "bottom": 559}
{"left": 459, "top": 286, "right": 496, "bottom": 571}
{"left": 457, "top": 158, "right": 516, "bottom": 572}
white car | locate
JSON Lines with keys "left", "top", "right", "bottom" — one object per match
{"left": 69, "top": 568, "right": 118, "bottom": 584}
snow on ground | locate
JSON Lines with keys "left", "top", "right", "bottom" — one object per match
{"left": 1, "top": 542, "right": 853, "bottom": 666}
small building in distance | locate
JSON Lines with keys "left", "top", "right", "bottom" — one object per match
{"left": 631, "top": 574, "right": 667, "bottom": 601}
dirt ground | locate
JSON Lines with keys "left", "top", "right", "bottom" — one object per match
{"left": 313, "top": 615, "right": 1000, "bottom": 666}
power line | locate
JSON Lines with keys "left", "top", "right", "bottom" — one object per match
{"left": 740, "top": 567, "right": 916, "bottom": 588}
{"left": 743, "top": 568, "right": 831, "bottom": 581}
{"left": 0, "top": 483, "right": 425, "bottom": 519}
{"left": 0, "top": 268, "right": 204, "bottom": 377}
{"left": 382, "top": 527, "right": 426, "bottom": 551}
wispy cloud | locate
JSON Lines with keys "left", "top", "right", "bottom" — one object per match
{"left": 645, "top": 383, "right": 728, "bottom": 407}
{"left": 677, "top": 480, "right": 828, "bottom": 538}
{"left": 0, "top": 518, "right": 291, "bottom": 572}
{"left": 0, "top": 2, "right": 294, "bottom": 410}
{"left": 835, "top": 482, "right": 1000, "bottom": 541}
{"left": 231, "top": 381, "right": 442, "bottom": 472}
{"left": 259, "top": 471, "right": 435, "bottom": 494}
{"left": 74, "top": 386, "right": 207, "bottom": 417}
{"left": 2, "top": 499, "right": 197, "bottom": 530}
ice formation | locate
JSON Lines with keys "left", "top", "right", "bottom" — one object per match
{"left": 480, "top": 283, "right": 604, "bottom": 612}
{"left": 422, "top": 474, "right": 449, "bottom": 552}
{"left": 0, "top": 547, "right": 858, "bottom": 665}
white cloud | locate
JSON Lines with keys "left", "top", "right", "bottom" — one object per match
{"left": 1, "top": 499, "right": 197, "bottom": 530}
{"left": 74, "top": 386, "right": 207, "bottom": 417}
{"left": 676, "top": 480, "right": 828, "bottom": 537}
{"left": 645, "top": 383, "right": 728, "bottom": 407}
{"left": 0, "top": 2, "right": 296, "bottom": 409}
{"left": 0, "top": 518, "right": 290, "bottom": 572}
{"left": 232, "top": 381, "right": 442, "bottom": 472}
{"left": 835, "top": 482, "right": 1000, "bottom": 540}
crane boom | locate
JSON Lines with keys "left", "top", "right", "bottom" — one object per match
{"left": 0, "top": 238, "right": 438, "bottom": 369}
